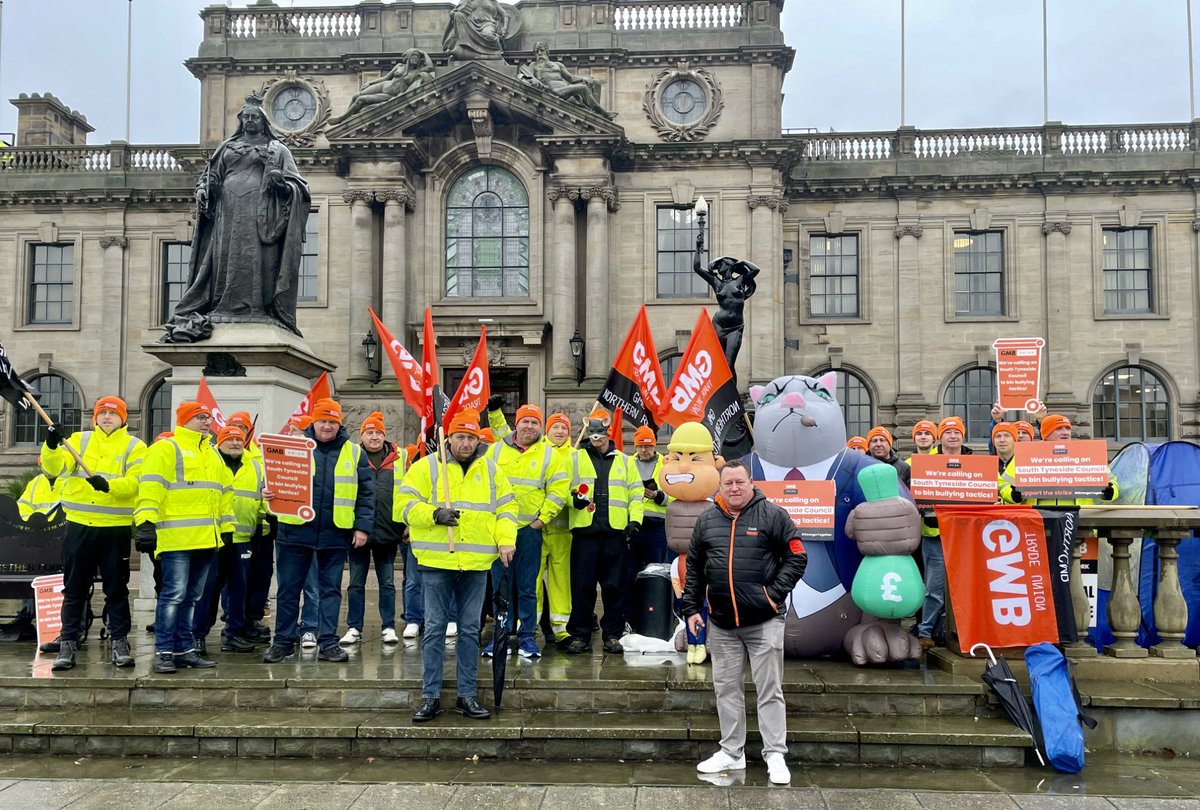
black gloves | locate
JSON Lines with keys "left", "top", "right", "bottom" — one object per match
{"left": 625, "top": 522, "right": 641, "bottom": 542}
{"left": 653, "top": 490, "right": 667, "bottom": 506}
{"left": 85, "top": 475, "right": 110, "bottom": 493}
{"left": 1101, "top": 484, "right": 1115, "bottom": 501}
{"left": 134, "top": 522, "right": 157, "bottom": 555}
{"left": 572, "top": 493, "right": 591, "bottom": 510}
{"left": 1010, "top": 488, "right": 1024, "bottom": 503}
{"left": 433, "top": 507, "right": 459, "bottom": 527}
{"left": 221, "top": 532, "right": 233, "bottom": 547}
{"left": 487, "top": 393, "right": 505, "bottom": 412}
{"left": 264, "top": 514, "right": 278, "bottom": 542}
{"left": 45, "top": 423, "right": 70, "bottom": 450}
{"left": 922, "top": 512, "right": 939, "bottom": 529}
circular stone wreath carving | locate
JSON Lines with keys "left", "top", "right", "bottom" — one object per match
{"left": 260, "top": 73, "right": 332, "bottom": 147}
{"left": 643, "top": 66, "right": 724, "bottom": 142}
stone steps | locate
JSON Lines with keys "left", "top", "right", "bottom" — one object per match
{"left": 0, "top": 707, "right": 1033, "bottom": 767}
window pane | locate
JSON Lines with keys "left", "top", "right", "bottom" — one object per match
{"left": 148, "top": 380, "right": 173, "bottom": 441}
{"left": 162, "top": 242, "right": 193, "bottom": 323}
{"left": 1091, "top": 365, "right": 1169, "bottom": 442}
{"left": 808, "top": 234, "right": 859, "bottom": 318}
{"left": 445, "top": 168, "right": 529, "bottom": 298}
{"left": 1101, "top": 228, "right": 1152, "bottom": 313}
{"left": 13, "top": 374, "right": 82, "bottom": 446}
{"left": 945, "top": 367, "right": 997, "bottom": 443}
{"left": 953, "top": 231, "right": 1004, "bottom": 316}
{"left": 656, "top": 206, "right": 707, "bottom": 299}
{"left": 298, "top": 211, "right": 319, "bottom": 302}
{"left": 28, "top": 243, "right": 74, "bottom": 324}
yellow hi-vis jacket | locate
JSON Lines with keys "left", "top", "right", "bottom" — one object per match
{"left": 998, "top": 456, "right": 1019, "bottom": 504}
{"left": 487, "top": 409, "right": 512, "bottom": 441}
{"left": 41, "top": 426, "right": 146, "bottom": 527}
{"left": 135, "top": 425, "right": 234, "bottom": 557}
{"left": 486, "top": 435, "right": 569, "bottom": 527}
{"left": 638, "top": 452, "right": 669, "bottom": 519}
{"left": 17, "top": 473, "right": 64, "bottom": 520}
{"left": 228, "top": 456, "right": 268, "bottom": 543}
{"left": 547, "top": 441, "right": 576, "bottom": 530}
{"left": 395, "top": 444, "right": 518, "bottom": 572}
{"left": 569, "top": 445, "right": 644, "bottom": 531}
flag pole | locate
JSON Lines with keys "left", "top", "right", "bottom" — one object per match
{"left": 436, "top": 426, "right": 455, "bottom": 553}
{"left": 1042, "top": 0, "right": 1049, "bottom": 122}
{"left": 572, "top": 400, "right": 602, "bottom": 448}
{"left": 23, "top": 393, "right": 92, "bottom": 478}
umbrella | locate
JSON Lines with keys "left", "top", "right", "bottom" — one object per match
{"left": 970, "top": 642, "right": 1046, "bottom": 767}
{"left": 491, "top": 563, "right": 512, "bottom": 714}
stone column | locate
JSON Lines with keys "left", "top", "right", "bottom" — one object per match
{"left": 746, "top": 195, "right": 786, "bottom": 382}
{"left": 1042, "top": 221, "right": 1073, "bottom": 397}
{"left": 894, "top": 224, "right": 924, "bottom": 403}
{"left": 98, "top": 236, "right": 128, "bottom": 384}
{"left": 1104, "top": 529, "right": 1149, "bottom": 658}
{"left": 1150, "top": 530, "right": 1197, "bottom": 658}
{"left": 548, "top": 189, "right": 578, "bottom": 382}
{"left": 344, "top": 190, "right": 375, "bottom": 382}
{"left": 377, "top": 188, "right": 414, "bottom": 328}
{"left": 583, "top": 186, "right": 616, "bottom": 379}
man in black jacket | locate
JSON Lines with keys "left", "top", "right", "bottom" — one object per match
{"left": 682, "top": 460, "right": 807, "bottom": 785}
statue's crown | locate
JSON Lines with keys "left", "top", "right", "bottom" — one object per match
{"left": 244, "top": 92, "right": 264, "bottom": 108}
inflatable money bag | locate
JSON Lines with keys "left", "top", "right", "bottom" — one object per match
{"left": 849, "top": 465, "right": 923, "bottom": 618}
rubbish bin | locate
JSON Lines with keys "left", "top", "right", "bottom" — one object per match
{"left": 632, "top": 563, "right": 675, "bottom": 640}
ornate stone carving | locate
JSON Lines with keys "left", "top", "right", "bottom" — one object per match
{"left": 329, "top": 50, "right": 435, "bottom": 126}
{"left": 374, "top": 188, "right": 417, "bottom": 211}
{"left": 547, "top": 186, "right": 618, "bottom": 211}
{"left": 747, "top": 196, "right": 789, "bottom": 214}
{"left": 643, "top": 66, "right": 724, "bottom": 143}
{"left": 442, "top": 0, "right": 521, "bottom": 61}
{"left": 893, "top": 224, "right": 924, "bottom": 239}
{"left": 1193, "top": 219, "right": 1200, "bottom": 233}
{"left": 519, "top": 41, "right": 614, "bottom": 120}
{"left": 98, "top": 236, "right": 128, "bottom": 250}
{"left": 342, "top": 190, "right": 374, "bottom": 205}
{"left": 466, "top": 96, "right": 494, "bottom": 159}
{"left": 462, "top": 343, "right": 504, "bottom": 367}
{"left": 1042, "top": 221, "right": 1073, "bottom": 236}
{"left": 258, "top": 72, "right": 332, "bottom": 148}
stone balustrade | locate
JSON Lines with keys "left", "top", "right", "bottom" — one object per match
{"left": 225, "top": 7, "right": 362, "bottom": 39}
{"left": 613, "top": 1, "right": 746, "bottom": 30}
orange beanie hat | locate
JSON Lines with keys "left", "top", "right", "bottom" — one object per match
{"left": 216, "top": 425, "right": 245, "bottom": 447}
{"left": 311, "top": 398, "right": 343, "bottom": 425}
{"left": 479, "top": 427, "right": 495, "bottom": 442}
{"left": 1040, "top": 414, "right": 1071, "bottom": 439}
{"left": 546, "top": 413, "right": 570, "bottom": 433}
{"left": 847, "top": 436, "right": 867, "bottom": 450}
{"left": 1014, "top": 420, "right": 1036, "bottom": 440}
{"left": 360, "top": 411, "right": 385, "bottom": 435}
{"left": 588, "top": 407, "right": 611, "bottom": 426}
{"left": 634, "top": 425, "right": 656, "bottom": 446}
{"left": 515, "top": 404, "right": 543, "bottom": 425}
{"left": 93, "top": 396, "right": 128, "bottom": 424}
{"left": 938, "top": 416, "right": 965, "bottom": 439}
{"left": 866, "top": 426, "right": 893, "bottom": 447}
{"left": 448, "top": 408, "right": 482, "bottom": 437}
{"left": 176, "top": 400, "right": 211, "bottom": 426}
{"left": 992, "top": 422, "right": 1019, "bottom": 442}
{"left": 912, "top": 420, "right": 937, "bottom": 439}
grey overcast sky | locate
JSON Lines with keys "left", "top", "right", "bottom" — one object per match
{"left": 0, "top": 0, "right": 1192, "bottom": 144}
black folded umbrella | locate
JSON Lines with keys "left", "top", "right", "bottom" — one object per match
{"left": 491, "top": 564, "right": 512, "bottom": 714}
{"left": 971, "top": 643, "right": 1045, "bottom": 767}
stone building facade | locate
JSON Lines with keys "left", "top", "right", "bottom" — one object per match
{"left": 0, "top": 0, "right": 1196, "bottom": 475}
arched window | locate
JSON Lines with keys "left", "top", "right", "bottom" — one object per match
{"left": 945, "top": 367, "right": 996, "bottom": 444}
{"left": 833, "top": 370, "right": 873, "bottom": 439}
{"left": 1093, "top": 365, "right": 1170, "bottom": 442}
{"left": 444, "top": 166, "right": 529, "bottom": 298}
{"left": 147, "top": 379, "right": 173, "bottom": 441}
{"left": 12, "top": 374, "right": 83, "bottom": 447}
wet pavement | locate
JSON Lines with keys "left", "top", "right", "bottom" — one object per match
{"left": 0, "top": 752, "right": 1197, "bottom": 807}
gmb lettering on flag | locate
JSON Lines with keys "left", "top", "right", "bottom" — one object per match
{"left": 658, "top": 309, "right": 745, "bottom": 453}
{"left": 597, "top": 304, "right": 665, "bottom": 432}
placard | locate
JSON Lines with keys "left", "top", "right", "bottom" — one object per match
{"left": 258, "top": 432, "right": 316, "bottom": 522}
{"left": 755, "top": 480, "right": 835, "bottom": 540}
{"left": 1080, "top": 535, "right": 1098, "bottom": 629}
{"left": 909, "top": 454, "right": 999, "bottom": 505}
{"left": 32, "top": 574, "right": 64, "bottom": 650}
{"left": 1014, "top": 439, "right": 1110, "bottom": 499}
{"left": 993, "top": 336, "right": 1045, "bottom": 412}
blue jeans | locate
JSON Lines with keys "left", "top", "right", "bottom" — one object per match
{"left": 917, "top": 536, "right": 945, "bottom": 639}
{"left": 274, "top": 543, "right": 348, "bottom": 650}
{"left": 491, "top": 525, "right": 541, "bottom": 642}
{"left": 193, "top": 542, "right": 251, "bottom": 640}
{"left": 402, "top": 543, "right": 423, "bottom": 626}
{"left": 155, "top": 549, "right": 215, "bottom": 655}
{"left": 419, "top": 566, "right": 487, "bottom": 700}
{"left": 346, "top": 543, "right": 397, "bottom": 631}
{"left": 299, "top": 558, "right": 318, "bottom": 636}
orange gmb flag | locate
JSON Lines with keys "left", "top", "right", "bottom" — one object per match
{"left": 658, "top": 309, "right": 744, "bottom": 451}
{"left": 196, "top": 376, "right": 227, "bottom": 433}
{"left": 599, "top": 304, "right": 665, "bottom": 431}
{"left": 442, "top": 325, "right": 490, "bottom": 434}
{"left": 280, "top": 371, "right": 334, "bottom": 433}
{"left": 369, "top": 307, "right": 425, "bottom": 417}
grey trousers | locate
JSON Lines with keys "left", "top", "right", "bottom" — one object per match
{"left": 707, "top": 614, "right": 787, "bottom": 759}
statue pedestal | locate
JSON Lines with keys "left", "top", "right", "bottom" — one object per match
{"left": 137, "top": 323, "right": 336, "bottom": 608}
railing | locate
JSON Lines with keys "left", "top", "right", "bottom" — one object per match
{"left": 0, "top": 144, "right": 190, "bottom": 174}
{"left": 803, "top": 133, "right": 894, "bottom": 161}
{"left": 613, "top": 1, "right": 745, "bottom": 30}
{"left": 1060, "top": 125, "right": 1191, "bottom": 155}
{"left": 226, "top": 8, "right": 362, "bottom": 39}
{"left": 128, "top": 148, "right": 182, "bottom": 172}
{"left": 913, "top": 128, "right": 1043, "bottom": 158}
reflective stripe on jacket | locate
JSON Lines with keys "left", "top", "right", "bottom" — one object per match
{"left": 395, "top": 445, "right": 517, "bottom": 572}
{"left": 569, "top": 447, "right": 644, "bottom": 531}
{"left": 17, "top": 474, "right": 63, "bottom": 520}
{"left": 277, "top": 441, "right": 365, "bottom": 529}
{"left": 639, "top": 453, "right": 668, "bottom": 518}
{"left": 487, "top": 435, "right": 569, "bottom": 526}
{"left": 547, "top": 441, "right": 576, "bottom": 529}
{"left": 230, "top": 457, "right": 267, "bottom": 543}
{"left": 41, "top": 427, "right": 146, "bottom": 527}
{"left": 134, "top": 425, "right": 234, "bottom": 557}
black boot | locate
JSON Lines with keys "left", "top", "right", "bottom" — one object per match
{"left": 153, "top": 651, "right": 176, "bottom": 674}
{"left": 39, "top": 635, "right": 62, "bottom": 654}
{"left": 174, "top": 651, "right": 217, "bottom": 669}
{"left": 411, "top": 698, "right": 441, "bottom": 722}
{"left": 220, "top": 634, "right": 256, "bottom": 653}
{"left": 318, "top": 645, "right": 349, "bottom": 663}
{"left": 262, "top": 644, "right": 294, "bottom": 664}
{"left": 456, "top": 696, "right": 492, "bottom": 720}
{"left": 247, "top": 622, "right": 271, "bottom": 643}
{"left": 51, "top": 640, "right": 78, "bottom": 671}
{"left": 565, "top": 637, "right": 590, "bottom": 655}
{"left": 194, "top": 637, "right": 208, "bottom": 657}
{"left": 110, "top": 638, "right": 134, "bottom": 668}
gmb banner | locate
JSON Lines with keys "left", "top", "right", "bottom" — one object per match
{"left": 937, "top": 505, "right": 1077, "bottom": 649}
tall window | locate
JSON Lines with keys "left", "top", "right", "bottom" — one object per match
{"left": 147, "top": 379, "right": 173, "bottom": 441}
{"left": 445, "top": 167, "right": 529, "bottom": 298}
{"left": 161, "top": 243, "right": 192, "bottom": 323}
{"left": 656, "top": 207, "right": 708, "bottom": 298}
{"left": 12, "top": 374, "right": 82, "bottom": 447}
{"left": 953, "top": 231, "right": 1004, "bottom": 316}
{"left": 298, "top": 211, "right": 319, "bottom": 302}
{"left": 809, "top": 234, "right": 859, "bottom": 317}
{"left": 28, "top": 244, "right": 74, "bottom": 325}
{"left": 1102, "top": 228, "right": 1152, "bottom": 313}
{"left": 945, "top": 367, "right": 997, "bottom": 444}
{"left": 832, "top": 370, "right": 872, "bottom": 439}
{"left": 1092, "top": 365, "right": 1169, "bottom": 442}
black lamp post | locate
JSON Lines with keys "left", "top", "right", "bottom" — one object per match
{"left": 569, "top": 328, "right": 586, "bottom": 386}
{"left": 692, "top": 194, "right": 708, "bottom": 271}
{"left": 361, "top": 331, "right": 380, "bottom": 384}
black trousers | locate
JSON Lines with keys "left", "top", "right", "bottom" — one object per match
{"left": 566, "top": 530, "right": 626, "bottom": 643}
{"left": 59, "top": 523, "right": 132, "bottom": 643}
{"left": 246, "top": 524, "right": 273, "bottom": 622}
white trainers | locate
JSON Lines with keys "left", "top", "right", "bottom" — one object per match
{"left": 446, "top": 622, "right": 458, "bottom": 638}
{"left": 402, "top": 624, "right": 419, "bottom": 640}
{"left": 765, "top": 753, "right": 791, "bottom": 785}
{"left": 299, "top": 631, "right": 318, "bottom": 649}
{"left": 340, "top": 628, "right": 362, "bottom": 645}
{"left": 381, "top": 627, "right": 399, "bottom": 644}
{"left": 696, "top": 750, "right": 746, "bottom": 774}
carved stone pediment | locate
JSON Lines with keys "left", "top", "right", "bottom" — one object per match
{"left": 323, "top": 61, "right": 625, "bottom": 146}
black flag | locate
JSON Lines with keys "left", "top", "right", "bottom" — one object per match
{"left": 0, "top": 340, "right": 36, "bottom": 410}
